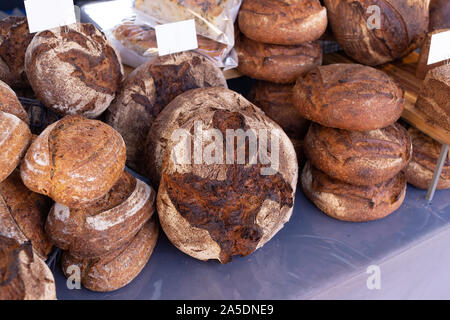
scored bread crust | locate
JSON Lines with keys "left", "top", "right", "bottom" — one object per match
{"left": 238, "top": 0, "right": 327, "bottom": 45}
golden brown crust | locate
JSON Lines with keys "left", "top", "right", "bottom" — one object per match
{"left": 293, "top": 64, "right": 404, "bottom": 131}
{"left": 0, "top": 80, "right": 29, "bottom": 124}
{"left": 429, "top": 0, "right": 450, "bottom": 31}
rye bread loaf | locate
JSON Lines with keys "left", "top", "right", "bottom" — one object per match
{"left": 302, "top": 162, "right": 407, "bottom": 222}
{"left": 405, "top": 128, "right": 450, "bottom": 190}
{"left": 20, "top": 115, "right": 126, "bottom": 207}
{"left": 61, "top": 217, "right": 158, "bottom": 292}
{"left": 238, "top": 0, "right": 327, "bottom": 45}
{"left": 304, "top": 123, "right": 412, "bottom": 186}
{"left": 0, "top": 17, "right": 34, "bottom": 88}
{"left": 429, "top": 0, "right": 450, "bottom": 31}
{"left": 105, "top": 51, "right": 227, "bottom": 173}
{"left": 416, "top": 29, "right": 450, "bottom": 80}
{"left": 324, "top": 0, "right": 430, "bottom": 66}
{"left": 155, "top": 87, "right": 298, "bottom": 263}
{"left": 0, "top": 236, "right": 56, "bottom": 300}
{"left": 293, "top": 64, "right": 404, "bottom": 131}
{"left": 25, "top": 23, "right": 123, "bottom": 118}
{"left": 46, "top": 171, "right": 156, "bottom": 258}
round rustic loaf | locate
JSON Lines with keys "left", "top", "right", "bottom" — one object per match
{"left": 430, "top": 0, "right": 450, "bottom": 31}
{"left": 155, "top": 87, "right": 298, "bottom": 263}
{"left": 21, "top": 115, "right": 126, "bottom": 207}
{"left": 61, "top": 217, "right": 158, "bottom": 292}
{"left": 302, "top": 162, "right": 407, "bottom": 222}
{"left": 0, "top": 236, "right": 56, "bottom": 300}
{"left": 0, "top": 80, "right": 29, "bottom": 123}
{"left": 0, "top": 17, "right": 34, "bottom": 88}
{"left": 238, "top": 0, "right": 327, "bottom": 45}
{"left": 46, "top": 171, "right": 156, "bottom": 258}
{"left": 304, "top": 123, "right": 412, "bottom": 186}
{"left": 25, "top": 23, "right": 123, "bottom": 118}
{"left": 324, "top": 0, "right": 430, "bottom": 65}
{"left": 405, "top": 128, "right": 450, "bottom": 190}
{"left": 105, "top": 51, "right": 227, "bottom": 173}
{"left": 293, "top": 64, "right": 404, "bottom": 131}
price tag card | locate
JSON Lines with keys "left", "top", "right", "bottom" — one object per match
{"left": 155, "top": 19, "right": 198, "bottom": 56}
{"left": 428, "top": 30, "right": 450, "bottom": 65}
{"left": 25, "top": 0, "right": 77, "bottom": 33}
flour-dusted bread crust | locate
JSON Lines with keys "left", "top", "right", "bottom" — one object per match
{"left": 0, "top": 236, "right": 56, "bottom": 300}
{"left": 61, "top": 217, "right": 159, "bottom": 292}
{"left": 20, "top": 115, "right": 126, "bottom": 207}
{"left": 154, "top": 87, "right": 298, "bottom": 263}
{"left": 304, "top": 123, "right": 412, "bottom": 186}
{"left": 302, "top": 162, "right": 406, "bottom": 222}
{"left": 324, "top": 0, "right": 430, "bottom": 66}
{"left": 238, "top": 0, "right": 327, "bottom": 45}
{"left": 430, "top": 0, "right": 450, "bottom": 31}
{"left": 25, "top": 23, "right": 123, "bottom": 118}
{"left": 293, "top": 64, "right": 404, "bottom": 131}
{"left": 405, "top": 128, "right": 450, "bottom": 190}
{"left": 0, "top": 17, "right": 34, "bottom": 88}
{"left": 0, "top": 80, "right": 29, "bottom": 124}
{"left": 46, "top": 171, "right": 156, "bottom": 258}
{"left": 105, "top": 51, "right": 227, "bottom": 173}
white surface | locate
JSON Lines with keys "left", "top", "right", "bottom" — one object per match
{"left": 25, "top": 0, "right": 77, "bottom": 33}
{"left": 428, "top": 30, "right": 450, "bottom": 65}
{"left": 155, "top": 19, "right": 198, "bottom": 56}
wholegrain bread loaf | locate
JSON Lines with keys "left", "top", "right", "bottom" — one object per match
{"left": 302, "top": 162, "right": 406, "bottom": 222}
{"left": 105, "top": 51, "right": 227, "bottom": 173}
{"left": 293, "top": 64, "right": 404, "bottom": 131}
{"left": 46, "top": 171, "right": 156, "bottom": 258}
{"left": 25, "top": 23, "right": 123, "bottom": 118}
{"left": 416, "top": 29, "right": 450, "bottom": 80}
{"left": 429, "top": 0, "right": 450, "bottom": 31}
{"left": 21, "top": 115, "right": 126, "bottom": 207}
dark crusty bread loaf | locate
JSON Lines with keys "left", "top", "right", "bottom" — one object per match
{"left": 105, "top": 51, "right": 227, "bottom": 173}
{"left": 405, "top": 127, "right": 450, "bottom": 190}
{"left": 0, "top": 17, "right": 34, "bottom": 88}
{"left": 236, "top": 35, "right": 323, "bottom": 84}
{"left": 430, "top": 0, "right": 450, "bottom": 31}
{"left": 293, "top": 64, "right": 404, "bottom": 131}
{"left": 61, "top": 217, "right": 158, "bottom": 292}
{"left": 416, "top": 29, "right": 450, "bottom": 80}
{"left": 25, "top": 23, "right": 123, "bottom": 118}
{"left": 46, "top": 171, "right": 156, "bottom": 258}
{"left": 238, "top": 0, "right": 327, "bottom": 45}
{"left": 302, "top": 162, "right": 407, "bottom": 222}
{"left": 0, "top": 236, "right": 56, "bottom": 300}
{"left": 304, "top": 123, "right": 412, "bottom": 186}
{"left": 324, "top": 0, "right": 430, "bottom": 65}
{"left": 21, "top": 115, "right": 126, "bottom": 207}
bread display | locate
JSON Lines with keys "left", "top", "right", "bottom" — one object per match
{"left": 0, "top": 236, "right": 56, "bottom": 300}
{"left": 106, "top": 51, "right": 227, "bottom": 173}
{"left": 304, "top": 123, "right": 412, "bottom": 186}
{"left": 61, "top": 217, "right": 159, "bottom": 292}
{"left": 236, "top": 35, "right": 323, "bottom": 84}
{"left": 21, "top": 115, "right": 126, "bottom": 208}
{"left": 405, "top": 128, "right": 450, "bottom": 190}
{"left": 0, "top": 17, "right": 34, "bottom": 88}
{"left": 46, "top": 171, "right": 156, "bottom": 258}
{"left": 429, "top": 0, "right": 450, "bottom": 31}
{"left": 416, "top": 29, "right": 450, "bottom": 80}
{"left": 293, "top": 64, "right": 404, "bottom": 131}
{"left": 324, "top": 0, "right": 430, "bottom": 65}
{"left": 25, "top": 23, "right": 123, "bottom": 119}
{"left": 415, "top": 64, "right": 450, "bottom": 131}
{"left": 302, "top": 162, "right": 407, "bottom": 222}
{"left": 238, "top": 0, "right": 327, "bottom": 45}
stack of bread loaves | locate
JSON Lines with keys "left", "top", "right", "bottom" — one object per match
{"left": 294, "top": 64, "right": 412, "bottom": 222}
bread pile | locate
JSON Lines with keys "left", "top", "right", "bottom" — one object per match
{"left": 294, "top": 64, "right": 412, "bottom": 222}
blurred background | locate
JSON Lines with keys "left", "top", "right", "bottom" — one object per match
{"left": 0, "top": 0, "right": 93, "bottom": 11}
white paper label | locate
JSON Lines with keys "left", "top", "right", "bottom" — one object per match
{"left": 428, "top": 30, "right": 450, "bottom": 65}
{"left": 155, "top": 19, "right": 198, "bottom": 56}
{"left": 24, "top": 0, "right": 77, "bottom": 33}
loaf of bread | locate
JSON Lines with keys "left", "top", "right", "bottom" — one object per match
{"left": 21, "top": 115, "right": 126, "bottom": 207}
{"left": 0, "top": 80, "right": 29, "bottom": 123}
{"left": 238, "top": 0, "right": 327, "bottom": 45}
{"left": 106, "top": 51, "right": 227, "bottom": 173}
{"left": 302, "top": 162, "right": 407, "bottom": 222}
{"left": 415, "top": 64, "right": 450, "bottom": 131}
{"left": 293, "top": 64, "right": 404, "bottom": 131}
{"left": 416, "top": 29, "right": 450, "bottom": 80}
{"left": 0, "top": 17, "right": 34, "bottom": 88}
{"left": 61, "top": 217, "right": 158, "bottom": 292}
{"left": 324, "top": 0, "right": 430, "bottom": 65}
{"left": 0, "top": 236, "right": 56, "bottom": 300}
{"left": 236, "top": 34, "right": 323, "bottom": 84}
{"left": 25, "top": 23, "right": 123, "bottom": 118}
{"left": 405, "top": 128, "right": 450, "bottom": 190}
{"left": 46, "top": 171, "right": 156, "bottom": 258}
{"left": 430, "top": 0, "right": 450, "bottom": 31}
